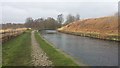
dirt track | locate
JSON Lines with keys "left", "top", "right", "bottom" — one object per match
{"left": 31, "top": 31, "right": 52, "bottom": 66}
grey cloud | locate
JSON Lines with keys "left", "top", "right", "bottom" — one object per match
{"left": 2, "top": 2, "right": 118, "bottom": 23}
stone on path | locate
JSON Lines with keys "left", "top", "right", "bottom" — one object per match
{"left": 31, "top": 31, "right": 52, "bottom": 66}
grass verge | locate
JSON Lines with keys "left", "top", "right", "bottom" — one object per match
{"left": 35, "top": 31, "right": 78, "bottom": 66}
{"left": 2, "top": 30, "right": 32, "bottom": 66}
{"left": 0, "top": 44, "right": 2, "bottom": 67}
{"left": 58, "top": 30, "right": 120, "bottom": 41}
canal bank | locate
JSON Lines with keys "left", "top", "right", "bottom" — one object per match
{"left": 57, "top": 16, "right": 119, "bottom": 42}
{"left": 39, "top": 32, "right": 86, "bottom": 66}
{"left": 57, "top": 30, "right": 120, "bottom": 41}
{"left": 35, "top": 31, "right": 83, "bottom": 66}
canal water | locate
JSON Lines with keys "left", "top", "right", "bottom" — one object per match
{"left": 40, "top": 30, "right": 118, "bottom": 66}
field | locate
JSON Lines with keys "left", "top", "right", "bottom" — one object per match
{"left": 2, "top": 30, "right": 32, "bottom": 66}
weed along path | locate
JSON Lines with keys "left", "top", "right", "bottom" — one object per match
{"left": 31, "top": 31, "right": 52, "bottom": 66}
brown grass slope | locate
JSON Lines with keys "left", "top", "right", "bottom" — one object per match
{"left": 58, "top": 16, "right": 119, "bottom": 41}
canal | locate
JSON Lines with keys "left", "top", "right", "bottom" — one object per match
{"left": 40, "top": 30, "right": 118, "bottom": 66}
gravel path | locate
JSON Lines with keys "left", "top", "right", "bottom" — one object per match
{"left": 31, "top": 31, "right": 52, "bottom": 66}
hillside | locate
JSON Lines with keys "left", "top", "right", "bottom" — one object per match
{"left": 58, "top": 16, "right": 119, "bottom": 41}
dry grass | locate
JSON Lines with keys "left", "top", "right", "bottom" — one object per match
{"left": 58, "top": 16, "right": 119, "bottom": 41}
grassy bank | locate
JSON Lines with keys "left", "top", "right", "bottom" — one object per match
{"left": 58, "top": 30, "right": 120, "bottom": 41}
{"left": 35, "top": 31, "right": 79, "bottom": 66}
{"left": 2, "top": 30, "right": 32, "bottom": 66}
{"left": 0, "top": 44, "right": 2, "bottom": 67}
{"left": 57, "top": 16, "right": 119, "bottom": 41}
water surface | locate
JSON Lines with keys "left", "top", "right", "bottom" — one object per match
{"left": 41, "top": 30, "right": 118, "bottom": 66}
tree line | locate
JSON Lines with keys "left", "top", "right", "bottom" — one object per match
{"left": 2, "top": 14, "right": 80, "bottom": 30}
{"left": 25, "top": 14, "right": 80, "bottom": 30}
{"left": 25, "top": 17, "right": 61, "bottom": 30}
{"left": 2, "top": 23, "right": 24, "bottom": 29}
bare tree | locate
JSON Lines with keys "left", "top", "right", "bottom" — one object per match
{"left": 25, "top": 17, "right": 34, "bottom": 23}
{"left": 57, "top": 14, "right": 64, "bottom": 26}
{"left": 25, "top": 17, "right": 34, "bottom": 28}
{"left": 24, "top": 17, "right": 60, "bottom": 30}
{"left": 65, "top": 14, "right": 75, "bottom": 24}
{"left": 75, "top": 14, "right": 80, "bottom": 21}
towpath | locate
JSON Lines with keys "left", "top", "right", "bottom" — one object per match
{"left": 31, "top": 31, "right": 52, "bottom": 66}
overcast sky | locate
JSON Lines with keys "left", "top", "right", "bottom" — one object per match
{"left": 0, "top": 0, "right": 119, "bottom": 23}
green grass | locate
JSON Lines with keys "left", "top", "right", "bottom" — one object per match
{"left": 2, "top": 30, "right": 32, "bottom": 66}
{"left": 0, "top": 44, "right": 2, "bottom": 67}
{"left": 35, "top": 31, "right": 78, "bottom": 66}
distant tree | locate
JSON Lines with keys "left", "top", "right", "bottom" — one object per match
{"left": 114, "top": 12, "right": 119, "bottom": 18}
{"left": 25, "top": 17, "right": 34, "bottom": 23}
{"left": 45, "top": 17, "right": 58, "bottom": 29}
{"left": 24, "top": 17, "right": 61, "bottom": 30}
{"left": 25, "top": 17, "right": 34, "bottom": 28}
{"left": 65, "top": 14, "right": 75, "bottom": 24}
{"left": 75, "top": 14, "right": 80, "bottom": 21}
{"left": 2, "top": 23, "right": 24, "bottom": 29}
{"left": 57, "top": 14, "right": 64, "bottom": 26}
{"left": 34, "top": 18, "right": 45, "bottom": 29}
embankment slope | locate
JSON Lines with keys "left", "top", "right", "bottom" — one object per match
{"left": 58, "top": 16, "right": 119, "bottom": 41}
